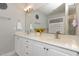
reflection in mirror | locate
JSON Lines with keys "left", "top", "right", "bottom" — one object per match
{"left": 24, "top": 3, "right": 77, "bottom": 35}
{"left": 24, "top": 3, "right": 62, "bottom": 33}
{"left": 48, "top": 3, "right": 65, "bottom": 34}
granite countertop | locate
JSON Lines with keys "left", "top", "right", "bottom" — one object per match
{"left": 15, "top": 32, "right": 79, "bottom": 53}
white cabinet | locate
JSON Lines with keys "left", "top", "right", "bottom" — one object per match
{"left": 15, "top": 36, "right": 25, "bottom": 56}
{"left": 42, "top": 47, "right": 68, "bottom": 56}
{"left": 24, "top": 44, "right": 45, "bottom": 56}
{"left": 46, "top": 48, "right": 66, "bottom": 56}
{"left": 49, "top": 23, "right": 64, "bottom": 34}
{"left": 15, "top": 36, "right": 77, "bottom": 56}
{"left": 42, "top": 44, "right": 77, "bottom": 56}
{"left": 24, "top": 38, "right": 45, "bottom": 56}
{"left": 29, "top": 40, "right": 68, "bottom": 56}
{"left": 42, "top": 47, "right": 71, "bottom": 56}
{"left": 23, "top": 38, "right": 33, "bottom": 56}
{"left": 30, "top": 43, "right": 45, "bottom": 56}
{"left": 48, "top": 17, "right": 64, "bottom": 34}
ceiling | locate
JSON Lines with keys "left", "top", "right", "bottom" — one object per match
{"left": 24, "top": 3, "right": 63, "bottom": 15}
{"left": 16, "top": 3, "right": 64, "bottom": 15}
{"left": 49, "top": 3, "right": 65, "bottom": 15}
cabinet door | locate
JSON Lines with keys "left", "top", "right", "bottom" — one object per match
{"left": 43, "top": 43, "right": 77, "bottom": 56}
{"left": 15, "top": 36, "right": 20, "bottom": 54}
{"left": 30, "top": 44, "right": 45, "bottom": 56}
{"left": 15, "top": 36, "right": 25, "bottom": 56}
{"left": 30, "top": 40, "right": 68, "bottom": 56}
{"left": 49, "top": 23, "right": 54, "bottom": 33}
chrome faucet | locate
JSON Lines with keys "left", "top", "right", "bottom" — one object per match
{"left": 55, "top": 31, "right": 61, "bottom": 39}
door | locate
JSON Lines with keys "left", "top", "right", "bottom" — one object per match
{"left": 0, "top": 18, "right": 14, "bottom": 54}
{"left": 30, "top": 44, "right": 45, "bottom": 56}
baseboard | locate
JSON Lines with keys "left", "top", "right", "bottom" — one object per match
{"left": 1, "top": 50, "right": 15, "bottom": 56}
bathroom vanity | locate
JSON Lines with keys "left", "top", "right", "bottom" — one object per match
{"left": 14, "top": 3, "right": 79, "bottom": 56}
{"left": 15, "top": 32, "right": 79, "bottom": 56}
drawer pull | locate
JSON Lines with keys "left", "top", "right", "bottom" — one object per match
{"left": 46, "top": 48, "right": 49, "bottom": 51}
{"left": 44, "top": 48, "right": 46, "bottom": 50}
{"left": 44, "top": 48, "right": 49, "bottom": 51}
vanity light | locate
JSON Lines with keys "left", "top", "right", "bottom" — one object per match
{"left": 24, "top": 5, "right": 33, "bottom": 33}
{"left": 24, "top": 6, "right": 33, "bottom": 13}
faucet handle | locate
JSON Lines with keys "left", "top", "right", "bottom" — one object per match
{"left": 55, "top": 31, "right": 61, "bottom": 39}
{"left": 56, "top": 31, "right": 61, "bottom": 34}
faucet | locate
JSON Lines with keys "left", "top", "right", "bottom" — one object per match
{"left": 55, "top": 31, "right": 61, "bottom": 39}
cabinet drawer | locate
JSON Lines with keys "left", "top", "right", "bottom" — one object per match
{"left": 24, "top": 38, "right": 42, "bottom": 45}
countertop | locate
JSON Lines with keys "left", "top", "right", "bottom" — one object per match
{"left": 15, "top": 32, "right": 79, "bottom": 53}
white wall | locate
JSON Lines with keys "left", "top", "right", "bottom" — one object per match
{"left": 0, "top": 3, "right": 25, "bottom": 55}
{"left": 25, "top": 10, "right": 48, "bottom": 32}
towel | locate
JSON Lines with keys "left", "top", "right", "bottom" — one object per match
{"left": 72, "top": 19, "right": 77, "bottom": 27}
{"left": 17, "top": 22, "right": 23, "bottom": 30}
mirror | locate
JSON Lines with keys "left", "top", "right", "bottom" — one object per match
{"left": 24, "top": 3, "right": 77, "bottom": 35}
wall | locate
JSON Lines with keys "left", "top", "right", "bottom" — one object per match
{"left": 25, "top": 10, "right": 48, "bottom": 32}
{"left": 0, "top": 3, "right": 25, "bottom": 55}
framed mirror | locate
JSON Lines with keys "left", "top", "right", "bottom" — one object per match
{"left": 24, "top": 3, "right": 78, "bottom": 35}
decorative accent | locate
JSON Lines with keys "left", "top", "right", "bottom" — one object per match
{"left": 35, "top": 14, "right": 39, "bottom": 19}
{"left": 0, "top": 3, "right": 7, "bottom": 9}
{"left": 72, "top": 19, "right": 77, "bottom": 27}
{"left": 34, "top": 28, "right": 45, "bottom": 35}
{"left": 16, "top": 20, "right": 23, "bottom": 31}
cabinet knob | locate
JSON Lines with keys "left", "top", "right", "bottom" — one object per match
{"left": 46, "top": 48, "right": 49, "bottom": 51}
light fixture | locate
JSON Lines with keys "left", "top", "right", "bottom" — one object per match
{"left": 24, "top": 6, "right": 33, "bottom": 13}
{"left": 24, "top": 5, "right": 33, "bottom": 33}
